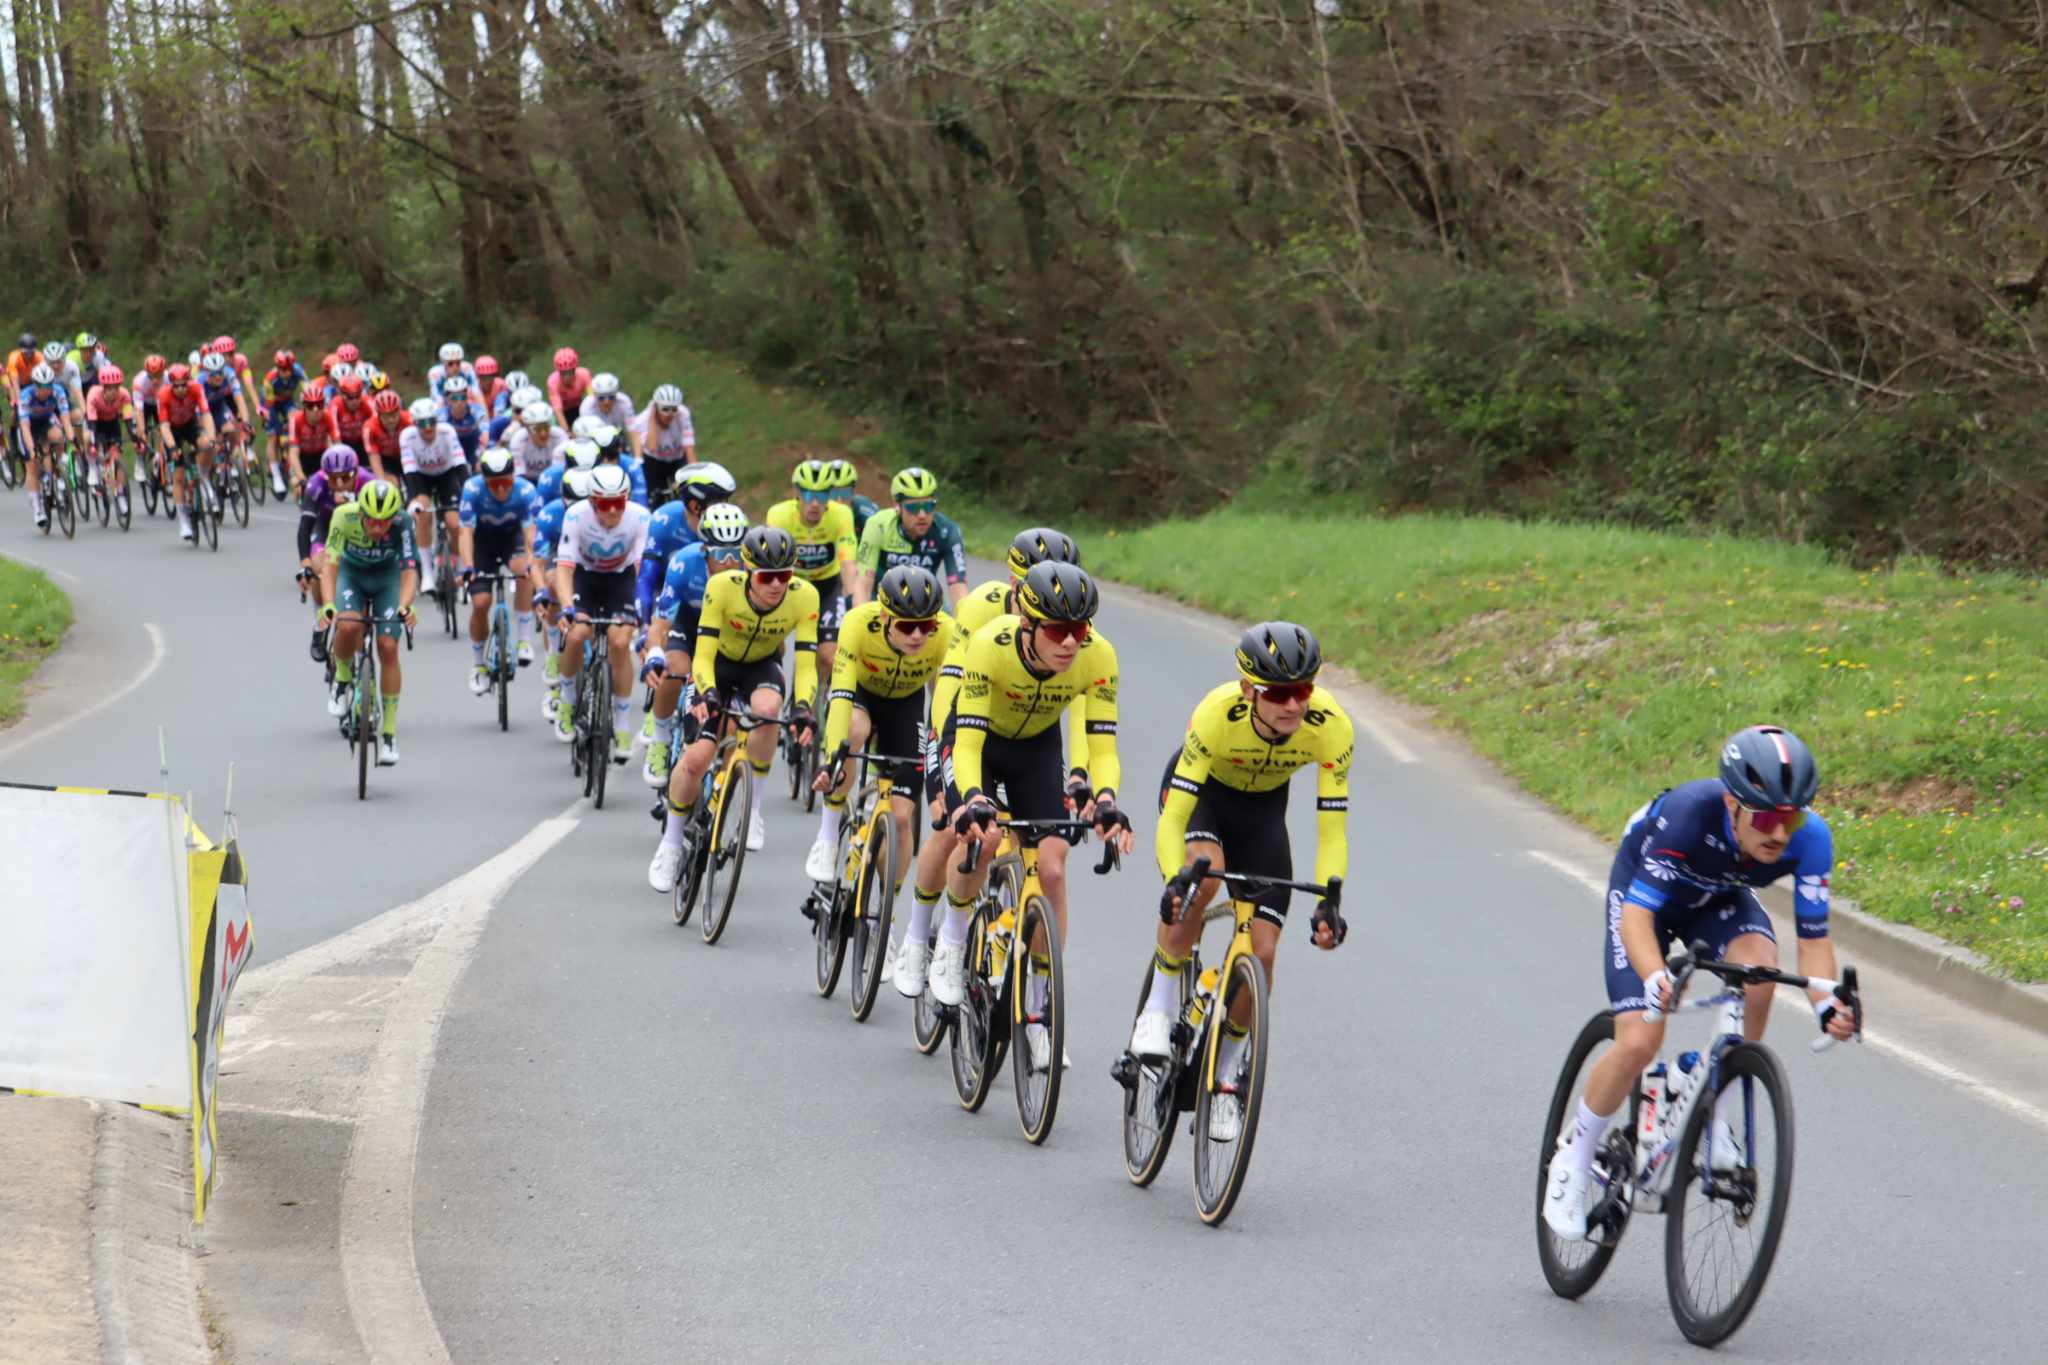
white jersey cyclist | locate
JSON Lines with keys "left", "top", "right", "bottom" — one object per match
{"left": 555, "top": 497, "right": 652, "bottom": 574}
{"left": 507, "top": 418, "right": 568, "bottom": 482}
{"left": 400, "top": 418, "right": 467, "bottom": 475}
{"left": 633, "top": 390, "right": 697, "bottom": 462}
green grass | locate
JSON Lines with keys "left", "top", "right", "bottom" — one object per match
{"left": 0, "top": 557, "right": 75, "bottom": 729}
{"left": 558, "top": 326, "right": 2048, "bottom": 979}
{"left": 1081, "top": 512, "right": 2048, "bottom": 979}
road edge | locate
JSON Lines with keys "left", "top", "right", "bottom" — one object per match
{"left": 90, "top": 1103, "right": 214, "bottom": 1365}
{"left": 1090, "top": 570, "right": 2048, "bottom": 1036}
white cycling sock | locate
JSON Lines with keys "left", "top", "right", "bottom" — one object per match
{"left": 1027, "top": 972, "right": 1049, "bottom": 1015}
{"left": 661, "top": 802, "right": 691, "bottom": 849}
{"left": 816, "top": 805, "right": 841, "bottom": 847}
{"left": 751, "top": 771, "right": 766, "bottom": 816}
{"left": 653, "top": 714, "right": 675, "bottom": 745}
{"left": 612, "top": 696, "right": 631, "bottom": 732}
{"left": 939, "top": 905, "right": 970, "bottom": 948}
{"left": 559, "top": 677, "right": 577, "bottom": 706}
{"left": 1217, "top": 1030, "right": 1246, "bottom": 1079}
{"left": 1145, "top": 963, "right": 1182, "bottom": 1016}
{"left": 516, "top": 611, "right": 535, "bottom": 646}
{"left": 471, "top": 640, "right": 486, "bottom": 666}
{"left": 905, "top": 889, "right": 939, "bottom": 945}
{"left": 1564, "top": 1099, "right": 1612, "bottom": 1174}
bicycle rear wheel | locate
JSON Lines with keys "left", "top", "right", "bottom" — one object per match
{"left": 1536, "top": 1011, "right": 1631, "bottom": 1299}
{"left": 911, "top": 914, "right": 946, "bottom": 1056}
{"left": 948, "top": 903, "right": 1009, "bottom": 1112}
{"left": 1192, "top": 951, "right": 1269, "bottom": 1227}
{"left": 1122, "top": 956, "right": 1188, "bottom": 1188}
{"left": 849, "top": 808, "right": 899, "bottom": 1022}
{"left": 230, "top": 457, "right": 251, "bottom": 527}
{"left": 493, "top": 612, "right": 511, "bottom": 731}
{"left": 813, "top": 808, "right": 859, "bottom": 997}
{"left": 700, "top": 757, "right": 752, "bottom": 945}
{"left": 591, "top": 662, "right": 612, "bottom": 809}
{"left": 1011, "top": 894, "right": 1065, "bottom": 1144}
{"left": 1663, "top": 1043, "right": 1794, "bottom": 1347}
{"left": 250, "top": 452, "right": 269, "bottom": 505}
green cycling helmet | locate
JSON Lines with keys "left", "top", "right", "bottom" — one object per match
{"left": 358, "top": 479, "right": 404, "bottom": 521}
{"left": 792, "top": 458, "right": 834, "bottom": 493}
{"left": 825, "top": 459, "right": 859, "bottom": 490}
{"left": 889, "top": 466, "right": 938, "bottom": 501}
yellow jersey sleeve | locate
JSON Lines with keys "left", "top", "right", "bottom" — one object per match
{"left": 822, "top": 601, "right": 871, "bottom": 758}
{"left": 691, "top": 571, "right": 742, "bottom": 694}
{"left": 1155, "top": 683, "right": 1233, "bottom": 879}
{"left": 1074, "top": 634, "right": 1121, "bottom": 799}
{"left": 1309, "top": 699, "right": 1354, "bottom": 888}
{"left": 790, "top": 578, "right": 821, "bottom": 703}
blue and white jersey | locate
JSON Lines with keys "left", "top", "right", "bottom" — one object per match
{"left": 534, "top": 497, "right": 567, "bottom": 562}
{"left": 1612, "top": 779, "right": 1834, "bottom": 939}
{"left": 201, "top": 371, "right": 243, "bottom": 417}
{"left": 537, "top": 462, "right": 567, "bottom": 507}
{"left": 426, "top": 360, "right": 478, "bottom": 392}
{"left": 458, "top": 474, "right": 540, "bottom": 531}
{"left": 19, "top": 383, "right": 69, "bottom": 420}
{"left": 437, "top": 398, "right": 484, "bottom": 446}
{"left": 652, "top": 543, "right": 716, "bottom": 639}
{"left": 554, "top": 499, "right": 651, "bottom": 574}
{"left": 637, "top": 498, "right": 699, "bottom": 617}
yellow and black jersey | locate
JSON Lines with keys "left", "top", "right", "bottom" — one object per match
{"left": 1156, "top": 681, "right": 1353, "bottom": 884}
{"left": 950, "top": 614, "right": 1120, "bottom": 800}
{"left": 932, "top": 579, "right": 1091, "bottom": 777}
{"left": 822, "top": 602, "right": 960, "bottom": 754}
{"left": 692, "top": 570, "right": 820, "bottom": 701}
{"left": 765, "top": 498, "right": 857, "bottom": 583}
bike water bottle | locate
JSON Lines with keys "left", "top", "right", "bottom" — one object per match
{"left": 1637, "top": 1062, "right": 1667, "bottom": 1148}
{"left": 987, "top": 907, "right": 1015, "bottom": 981}
{"left": 1185, "top": 964, "right": 1220, "bottom": 1034}
{"left": 1662, "top": 1051, "right": 1703, "bottom": 1140}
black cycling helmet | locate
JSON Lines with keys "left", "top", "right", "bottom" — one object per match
{"left": 1015, "top": 562, "right": 1098, "bottom": 624}
{"left": 1236, "top": 621, "right": 1323, "bottom": 686}
{"left": 740, "top": 525, "right": 798, "bottom": 572}
{"left": 877, "top": 565, "right": 945, "bottom": 619}
{"left": 1718, "top": 725, "right": 1819, "bottom": 811}
{"left": 18, "top": 332, "right": 35, "bottom": 353}
{"left": 1006, "top": 526, "right": 1081, "bottom": 580}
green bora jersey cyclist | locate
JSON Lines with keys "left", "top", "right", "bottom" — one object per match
{"left": 852, "top": 465, "right": 968, "bottom": 608}
{"left": 1133, "top": 622, "right": 1354, "bottom": 1140}
{"left": 319, "top": 479, "right": 420, "bottom": 767}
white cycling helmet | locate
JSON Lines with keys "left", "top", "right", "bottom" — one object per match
{"left": 42, "top": 341, "right": 66, "bottom": 361}
{"left": 589, "top": 422, "right": 621, "bottom": 453}
{"left": 562, "top": 467, "right": 593, "bottom": 503}
{"left": 29, "top": 363, "right": 54, "bottom": 385}
{"left": 588, "top": 464, "right": 631, "bottom": 501}
{"left": 505, "top": 370, "right": 530, "bottom": 394}
{"left": 200, "top": 352, "right": 226, "bottom": 374}
{"left": 513, "top": 385, "right": 544, "bottom": 410}
{"left": 410, "top": 398, "right": 439, "bottom": 423}
{"left": 570, "top": 415, "right": 598, "bottom": 440}
{"left": 522, "top": 401, "right": 554, "bottom": 428}
{"left": 591, "top": 372, "right": 620, "bottom": 399}
{"left": 565, "top": 438, "right": 601, "bottom": 470}
{"left": 353, "top": 361, "right": 376, "bottom": 381}
{"left": 651, "top": 384, "right": 683, "bottom": 410}
{"left": 441, "top": 375, "right": 470, "bottom": 398}
{"left": 187, "top": 349, "right": 204, "bottom": 368}
{"left": 438, "top": 342, "right": 464, "bottom": 364}
{"left": 700, "top": 503, "right": 749, "bottom": 547}
{"left": 674, "top": 460, "right": 737, "bottom": 503}
{"left": 479, "top": 447, "right": 515, "bottom": 478}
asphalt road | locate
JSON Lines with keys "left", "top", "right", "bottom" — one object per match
{"left": 6, "top": 496, "right": 2047, "bottom": 1363}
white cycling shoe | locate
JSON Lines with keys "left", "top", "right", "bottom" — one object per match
{"left": 1206, "top": 1092, "right": 1243, "bottom": 1143}
{"left": 516, "top": 640, "right": 535, "bottom": 668}
{"left": 1542, "top": 1146, "right": 1594, "bottom": 1242}
{"left": 746, "top": 809, "right": 766, "bottom": 852}
{"left": 376, "top": 736, "right": 400, "bottom": 767}
{"left": 541, "top": 683, "right": 559, "bottom": 722}
{"left": 468, "top": 665, "right": 490, "bottom": 696}
{"left": 894, "top": 939, "right": 932, "bottom": 998}
{"left": 927, "top": 941, "right": 967, "bottom": 1007}
{"left": 1708, "top": 1118, "right": 1742, "bottom": 1174}
{"left": 648, "top": 841, "right": 685, "bottom": 894}
{"left": 1026, "top": 1022, "right": 1052, "bottom": 1073}
{"left": 553, "top": 704, "right": 576, "bottom": 743}
{"left": 612, "top": 728, "right": 633, "bottom": 765}
{"left": 1129, "top": 1009, "right": 1174, "bottom": 1059}
{"left": 325, "top": 681, "right": 350, "bottom": 718}
{"left": 804, "top": 837, "right": 837, "bottom": 883}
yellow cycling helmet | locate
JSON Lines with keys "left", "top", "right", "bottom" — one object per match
{"left": 367, "top": 368, "right": 390, "bottom": 393}
{"left": 889, "top": 466, "right": 938, "bottom": 501}
{"left": 791, "top": 458, "right": 833, "bottom": 493}
{"left": 825, "top": 459, "right": 859, "bottom": 490}
{"left": 358, "top": 479, "right": 404, "bottom": 521}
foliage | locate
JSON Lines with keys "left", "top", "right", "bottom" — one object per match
{"left": 0, "top": 557, "right": 75, "bottom": 729}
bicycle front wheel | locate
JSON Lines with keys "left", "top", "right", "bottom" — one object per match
{"left": 849, "top": 809, "right": 899, "bottom": 1022}
{"left": 493, "top": 614, "right": 511, "bottom": 732}
{"left": 55, "top": 473, "right": 76, "bottom": 537}
{"left": 1010, "top": 895, "right": 1065, "bottom": 1143}
{"left": 355, "top": 686, "right": 373, "bottom": 801}
{"left": 590, "top": 662, "right": 613, "bottom": 809}
{"left": 1192, "top": 952, "right": 1269, "bottom": 1227}
{"left": 910, "top": 912, "right": 946, "bottom": 1056}
{"left": 198, "top": 483, "right": 219, "bottom": 550}
{"left": 230, "top": 459, "right": 251, "bottom": 527}
{"left": 701, "top": 757, "right": 752, "bottom": 945}
{"left": 1664, "top": 1043, "right": 1794, "bottom": 1347}
{"left": 1122, "top": 956, "right": 1188, "bottom": 1188}
{"left": 948, "top": 902, "right": 1008, "bottom": 1112}
{"left": 813, "top": 810, "right": 859, "bottom": 998}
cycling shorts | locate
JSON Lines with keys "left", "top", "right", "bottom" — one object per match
{"left": 1603, "top": 864, "right": 1776, "bottom": 1015}
{"left": 683, "top": 653, "right": 787, "bottom": 745}
{"left": 26, "top": 415, "right": 60, "bottom": 445}
{"left": 205, "top": 393, "right": 238, "bottom": 427}
{"left": 940, "top": 712, "right": 1066, "bottom": 847}
{"left": 1156, "top": 749, "right": 1294, "bottom": 924}
{"left": 847, "top": 687, "right": 924, "bottom": 792}
{"left": 293, "top": 446, "right": 322, "bottom": 480}
{"left": 569, "top": 566, "right": 637, "bottom": 623}
{"left": 335, "top": 563, "right": 406, "bottom": 638}
{"left": 89, "top": 417, "right": 128, "bottom": 450}
{"left": 264, "top": 405, "right": 292, "bottom": 437}
{"left": 405, "top": 466, "right": 467, "bottom": 512}
{"left": 813, "top": 573, "right": 847, "bottom": 644}
{"left": 472, "top": 524, "right": 527, "bottom": 579}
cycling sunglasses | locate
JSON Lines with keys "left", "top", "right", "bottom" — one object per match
{"left": 1254, "top": 681, "right": 1316, "bottom": 706}
{"left": 751, "top": 568, "right": 793, "bottom": 585}
{"left": 797, "top": 489, "right": 831, "bottom": 503}
{"left": 890, "top": 616, "right": 940, "bottom": 636}
{"left": 899, "top": 499, "right": 938, "bottom": 515}
{"left": 591, "top": 495, "right": 628, "bottom": 512}
{"left": 1741, "top": 805, "right": 1807, "bottom": 835}
{"left": 1035, "top": 620, "right": 1090, "bottom": 645}
{"left": 655, "top": 404, "right": 679, "bottom": 416}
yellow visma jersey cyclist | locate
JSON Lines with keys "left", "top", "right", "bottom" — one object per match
{"left": 691, "top": 568, "right": 822, "bottom": 702}
{"left": 946, "top": 614, "right": 1121, "bottom": 801}
{"left": 765, "top": 497, "right": 857, "bottom": 583}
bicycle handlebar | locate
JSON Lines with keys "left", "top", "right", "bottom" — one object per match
{"left": 1173, "top": 855, "right": 1340, "bottom": 909}
{"left": 954, "top": 816, "right": 1121, "bottom": 876}
{"left": 1645, "top": 941, "right": 1863, "bottom": 1050}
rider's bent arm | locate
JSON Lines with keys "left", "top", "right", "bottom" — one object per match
{"left": 1156, "top": 721, "right": 1217, "bottom": 879}
{"left": 927, "top": 627, "right": 969, "bottom": 737}
{"left": 1310, "top": 705, "right": 1354, "bottom": 888}
{"left": 790, "top": 579, "right": 821, "bottom": 705}
{"left": 1078, "top": 636, "right": 1121, "bottom": 801}
{"left": 821, "top": 636, "right": 861, "bottom": 759}
{"left": 1618, "top": 903, "right": 1667, "bottom": 992}
{"left": 1065, "top": 692, "right": 1090, "bottom": 781}
{"left": 948, "top": 630, "right": 1000, "bottom": 800}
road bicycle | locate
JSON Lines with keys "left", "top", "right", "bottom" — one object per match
{"left": 60, "top": 439, "right": 94, "bottom": 528}
{"left": 944, "top": 816, "right": 1121, "bottom": 1145}
{"left": 0, "top": 413, "right": 22, "bottom": 488}
{"left": 429, "top": 509, "right": 460, "bottom": 638}
{"left": 169, "top": 444, "right": 221, "bottom": 551}
{"left": 214, "top": 421, "right": 252, "bottom": 528}
{"left": 476, "top": 566, "right": 518, "bottom": 732}
{"left": 1536, "top": 940, "right": 1862, "bottom": 1346}
{"left": 806, "top": 746, "right": 922, "bottom": 1021}
{"left": 1111, "top": 860, "right": 1341, "bottom": 1227}
{"left": 656, "top": 701, "right": 779, "bottom": 944}
{"left": 84, "top": 430, "right": 131, "bottom": 532}
{"left": 336, "top": 607, "right": 414, "bottom": 800}
{"left": 34, "top": 440, "right": 76, "bottom": 538}
{"left": 567, "top": 612, "right": 637, "bottom": 808}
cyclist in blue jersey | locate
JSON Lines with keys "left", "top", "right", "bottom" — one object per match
{"left": 589, "top": 421, "right": 648, "bottom": 505}
{"left": 639, "top": 503, "right": 749, "bottom": 787}
{"left": 198, "top": 353, "right": 252, "bottom": 445}
{"left": 16, "top": 363, "right": 75, "bottom": 529}
{"left": 638, "top": 461, "right": 736, "bottom": 619}
{"left": 438, "top": 376, "right": 485, "bottom": 466}
{"left": 1543, "top": 725, "right": 1862, "bottom": 1242}
{"left": 457, "top": 447, "right": 542, "bottom": 694}
{"left": 531, "top": 467, "right": 590, "bottom": 720}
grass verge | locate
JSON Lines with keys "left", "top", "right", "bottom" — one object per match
{"left": 562, "top": 326, "right": 2048, "bottom": 979}
{"left": 0, "top": 557, "right": 75, "bottom": 729}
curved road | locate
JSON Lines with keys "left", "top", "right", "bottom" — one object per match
{"left": 5, "top": 498, "right": 2046, "bottom": 1362}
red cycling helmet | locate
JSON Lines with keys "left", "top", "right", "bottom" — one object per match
{"left": 275, "top": 349, "right": 296, "bottom": 371}
{"left": 553, "top": 347, "right": 579, "bottom": 372}
{"left": 99, "top": 365, "right": 125, "bottom": 388}
{"left": 336, "top": 342, "right": 361, "bottom": 364}
{"left": 143, "top": 354, "right": 166, "bottom": 376}
{"left": 338, "top": 375, "right": 365, "bottom": 400}
{"left": 372, "top": 389, "right": 403, "bottom": 414}
{"left": 168, "top": 363, "right": 192, "bottom": 384}
{"left": 302, "top": 383, "right": 326, "bottom": 408}
{"left": 212, "top": 335, "right": 237, "bottom": 355}
{"left": 474, "top": 355, "right": 499, "bottom": 378}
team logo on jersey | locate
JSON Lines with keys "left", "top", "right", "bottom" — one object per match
{"left": 1798, "top": 875, "right": 1831, "bottom": 905}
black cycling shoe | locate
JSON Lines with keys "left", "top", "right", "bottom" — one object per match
{"left": 310, "top": 629, "right": 329, "bottom": 664}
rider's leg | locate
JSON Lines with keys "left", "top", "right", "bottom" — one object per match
{"left": 745, "top": 683, "right": 781, "bottom": 819}
{"left": 376, "top": 633, "right": 403, "bottom": 738}
{"left": 607, "top": 624, "right": 637, "bottom": 739}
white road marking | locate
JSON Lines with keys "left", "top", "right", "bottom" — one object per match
{"left": 0, "top": 621, "right": 165, "bottom": 762}
{"left": 1525, "top": 849, "right": 2048, "bottom": 1135}
{"left": 223, "top": 1103, "right": 352, "bottom": 1125}
{"left": 1352, "top": 711, "right": 1417, "bottom": 765}
{"left": 337, "top": 806, "right": 580, "bottom": 1365}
